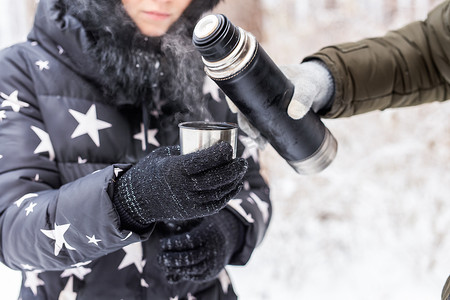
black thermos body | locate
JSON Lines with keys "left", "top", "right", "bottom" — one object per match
{"left": 193, "top": 14, "right": 337, "bottom": 174}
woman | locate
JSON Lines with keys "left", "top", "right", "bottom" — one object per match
{"left": 0, "top": 0, "right": 271, "bottom": 299}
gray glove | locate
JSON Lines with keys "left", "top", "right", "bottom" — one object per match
{"left": 112, "top": 142, "right": 248, "bottom": 232}
{"left": 227, "top": 60, "right": 335, "bottom": 148}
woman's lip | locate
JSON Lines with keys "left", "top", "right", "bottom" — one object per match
{"left": 143, "top": 11, "right": 171, "bottom": 20}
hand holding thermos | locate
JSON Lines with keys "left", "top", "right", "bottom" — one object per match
{"left": 193, "top": 14, "right": 338, "bottom": 175}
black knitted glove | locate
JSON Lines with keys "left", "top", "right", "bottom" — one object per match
{"left": 113, "top": 142, "right": 248, "bottom": 232}
{"left": 157, "top": 209, "right": 244, "bottom": 283}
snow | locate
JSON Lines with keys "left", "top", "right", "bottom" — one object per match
{"left": 1, "top": 0, "right": 449, "bottom": 299}
{"left": 228, "top": 102, "right": 450, "bottom": 299}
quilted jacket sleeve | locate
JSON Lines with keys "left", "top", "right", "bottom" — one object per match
{"left": 306, "top": 0, "right": 450, "bottom": 118}
{"left": 0, "top": 46, "right": 151, "bottom": 272}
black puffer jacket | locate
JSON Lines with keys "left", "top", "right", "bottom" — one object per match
{"left": 0, "top": 0, "right": 271, "bottom": 299}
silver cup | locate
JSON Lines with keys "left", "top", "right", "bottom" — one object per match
{"left": 179, "top": 121, "right": 238, "bottom": 158}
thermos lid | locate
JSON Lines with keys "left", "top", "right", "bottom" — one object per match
{"left": 193, "top": 15, "right": 219, "bottom": 39}
{"left": 193, "top": 14, "right": 240, "bottom": 62}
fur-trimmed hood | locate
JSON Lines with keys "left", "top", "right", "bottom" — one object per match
{"left": 28, "top": 0, "right": 222, "bottom": 113}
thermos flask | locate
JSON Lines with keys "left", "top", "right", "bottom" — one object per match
{"left": 192, "top": 14, "right": 337, "bottom": 175}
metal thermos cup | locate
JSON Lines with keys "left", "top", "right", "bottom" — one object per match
{"left": 192, "top": 14, "right": 337, "bottom": 175}
{"left": 179, "top": 121, "right": 238, "bottom": 158}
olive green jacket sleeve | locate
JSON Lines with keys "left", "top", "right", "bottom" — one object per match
{"left": 305, "top": 0, "right": 450, "bottom": 118}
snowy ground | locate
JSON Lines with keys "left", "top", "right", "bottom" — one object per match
{"left": 228, "top": 100, "right": 450, "bottom": 300}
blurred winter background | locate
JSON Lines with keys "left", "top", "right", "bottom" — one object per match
{"left": 1, "top": 0, "right": 449, "bottom": 299}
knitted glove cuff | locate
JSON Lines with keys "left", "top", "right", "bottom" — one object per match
{"left": 112, "top": 172, "right": 153, "bottom": 233}
{"left": 213, "top": 209, "right": 246, "bottom": 260}
{"left": 302, "top": 59, "right": 335, "bottom": 113}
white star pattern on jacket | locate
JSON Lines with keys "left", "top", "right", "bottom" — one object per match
{"left": 114, "top": 167, "right": 124, "bottom": 177}
{"left": 41, "top": 223, "right": 77, "bottom": 256}
{"left": 218, "top": 270, "right": 231, "bottom": 294}
{"left": 203, "top": 76, "right": 222, "bottom": 103}
{"left": 248, "top": 192, "right": 270, "bottom": 224}
{"left": 59, "top": 276, "right": 77, "bottom": 300}
{"left": 69, "top": 104, "right": 112, "bottom": 147}
{"left": 86, "top": 234, "right": 101, "bottom": 246}
{"left": 134, "top": 123, "right": 160, "bottom": 151}
{"left": 25, "top": 202, "right": 37, "bottom": 216}
{"left": 21, "top": 264, "right": 35, "bottom": 270}
{"left": 0, "top": 90, "right": 29, "bottom": 112}
{"left": 0, "top": 110, "right": 6, "bottom": 121}
{"left": 228, "top": 199, "right": 255, "bottom": 223}
{"left": 61, "top": 265, "right": 92, "bottom": 280}
{"left": 141, "top": 278, "right": 149, "bottom": 288}
{"left": 31, "top": 125, "right": 56, "bottom": 161}
{"left": 24, "top": 270, "right": 45, "bottom": 296}
{"left": 118, "top": 242, "right": 146, "bottom": 274}
{"left": 71, "top": 261, "right": 92, "bottom": 268}
{"left": 57, "top": 45, "right": 64, "bottom": 55}
{"left": 35, "top": 60, "right": 50, "bottom": 71}
{"left": 32, "top": 174, "right": 40, "bottom": 182}
{"left": 239, "top": 135, "right": 259, "bottom": 162}
{"left": 14, "top": 193, "right": 38, "bottom": 207}
{"left": 187, "top": 292, "right": 197, "bottom": 300}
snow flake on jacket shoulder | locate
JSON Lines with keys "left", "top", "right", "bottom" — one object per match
{"left": 239, "top": 135, "right": 259, "bottom": 162}
{"left": 40, "top": 223, "right": 77, "bottom": 256}
{"left": 134, "top": 123, "right": 160, "bottom": 151}
{"left": 14, "top": 193, "right": 38, "bottom": 207}
{"left": 24, "top": 270, "right": 45, "bottom": 296}
{"left": 0, "top": 110, "right": 6, "bottom": 121}
{"left": 228, "top": 199, "right": 255, "bottom": 224}
{"left": 69, "top": 104, "right": 112, "bottom": 147}
{"left": 31, "top": 126, "right": 55, "bottom": 161}
{"left": 35, "top": 60, "right": 50, "bottom": 71}
{"left": 1, "top": 90, "right": 29, "bottom": 112}
{"left": 118, "top": 242, "right": 145, "bottom": 273}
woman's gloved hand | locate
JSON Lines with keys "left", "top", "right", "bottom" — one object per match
{"left": 226, "top": 60, "right": 335, "bottom": 149}
{"left": 157, "top": 209, "right": 244, "bottom": 283}
{"left": 112, "top": 142, "right": 248, "bottom": 232}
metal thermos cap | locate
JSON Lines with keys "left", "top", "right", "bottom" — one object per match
{"left": 193, "top": 14, "right": 240, "bottom": 62}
